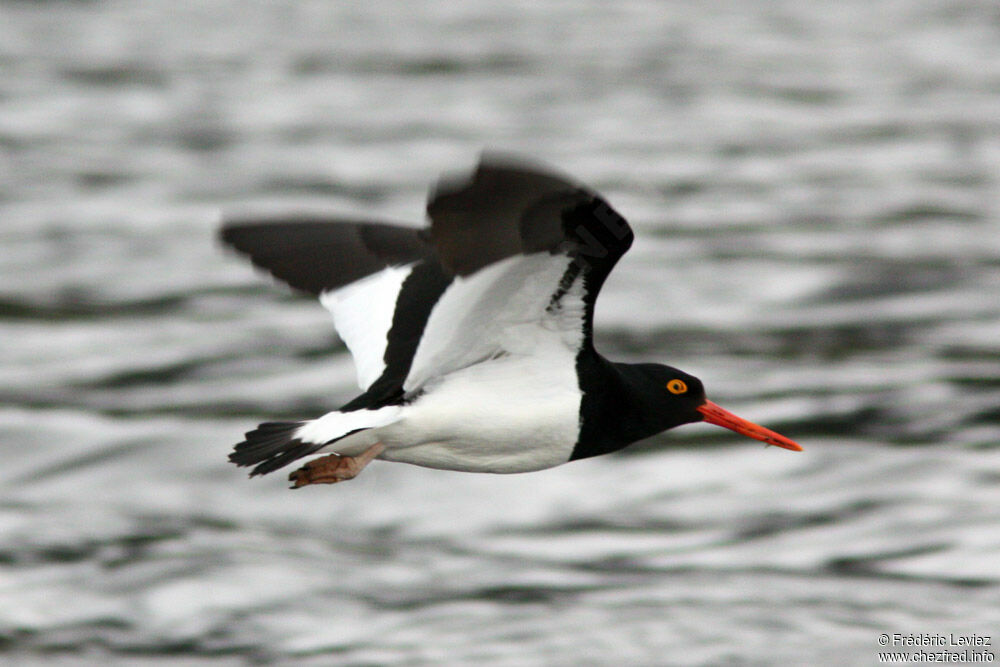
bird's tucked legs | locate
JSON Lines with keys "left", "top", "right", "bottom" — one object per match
{"left": 289, "top": 443, "right": 385, "bottom": 489}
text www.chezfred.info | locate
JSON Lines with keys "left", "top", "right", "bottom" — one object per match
{"left": 878, "top": 634, "right": 993, "bottom": 663}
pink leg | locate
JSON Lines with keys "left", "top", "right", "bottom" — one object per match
{"left": 288, "top": 443, "right": 385, "bottom": 489}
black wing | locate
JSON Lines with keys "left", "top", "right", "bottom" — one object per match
{"left": 222, "top": 154, "right": 633, "bottom": 298}
{"left": 427, "top": 153, "right": 634, "bottom": 338}
{"left": 219, "top": 216, "right": 433, "bottom": 296}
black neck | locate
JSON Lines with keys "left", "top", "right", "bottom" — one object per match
{"left": 571, "top": 350, "right": 668, "bottom": 461}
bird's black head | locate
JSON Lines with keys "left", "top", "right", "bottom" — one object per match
{"left": 622, "top": 362, "right": 801, "bottom": 451}
{"left": 627, "top": 363, "right": 707, "bottom": 430}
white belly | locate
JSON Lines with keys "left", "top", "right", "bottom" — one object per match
{"left": 373, "top": 349, "right": 582, "bottom": 473}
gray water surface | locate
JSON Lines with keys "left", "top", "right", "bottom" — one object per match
{"left": 2, "top": 1, "right": 1000, "bottom": 665}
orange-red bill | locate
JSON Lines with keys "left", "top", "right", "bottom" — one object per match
{"left": 696, "top": 400, "right": 802, "bottom": 452}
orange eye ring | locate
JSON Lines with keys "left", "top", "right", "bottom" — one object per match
{"left": 667, "top": 379, "right": 688, "bottom": 395}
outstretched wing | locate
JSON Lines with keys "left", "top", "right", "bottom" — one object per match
{"left": 220, "top": 218, "right": 432, "bottom": 296}
{"left": 401, "top": 154, "right": 634, "bottom": 389}
{"left": 221, "top": 216, "right": 444, "bottom": 395}
{"left": 219, "top": 153, "right": 634, "bottom": 402}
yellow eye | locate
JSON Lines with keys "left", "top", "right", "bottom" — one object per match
{"left": 667, "top": 379, "right": 688, "bottom": 395}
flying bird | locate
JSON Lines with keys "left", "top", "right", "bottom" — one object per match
{"left": 221, "top": 154, "right": 801, "bottom": 488}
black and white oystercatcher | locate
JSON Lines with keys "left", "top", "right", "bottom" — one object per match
{"left": 222, "top": 154, "right": 801, "bottom": 488}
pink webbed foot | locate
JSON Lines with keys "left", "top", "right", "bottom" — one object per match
{"left": 288, "top": 443, "right": 385, "bottom": 488}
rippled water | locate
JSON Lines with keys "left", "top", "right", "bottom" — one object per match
{"left": 2, "top": 1, "right": 1000, "bottom": 664}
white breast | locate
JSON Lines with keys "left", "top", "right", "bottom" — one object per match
{"left": 376, "top": 345, "right": 582, "bottom": 473}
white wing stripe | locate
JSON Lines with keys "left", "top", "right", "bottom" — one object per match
{"left": 403, "top": 254, "right": 580, "bottom": 391}
{"left": 321, "top": 264, "right": 413, "bottom": 390}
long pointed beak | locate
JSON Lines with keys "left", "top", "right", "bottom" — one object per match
{"left": 696, "top": 400, "right": 802, "bottom": 452}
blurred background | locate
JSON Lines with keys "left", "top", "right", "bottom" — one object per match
{"left": 2, "top": 1, "right": 1000, "bottom": 664}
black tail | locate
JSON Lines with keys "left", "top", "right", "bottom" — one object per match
{"left": 228, "top": 421, "right": 323, "bottom": 477}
